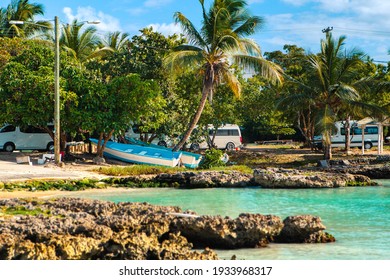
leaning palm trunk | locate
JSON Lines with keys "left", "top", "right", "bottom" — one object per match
{"left": 323, "top": 130, "right": 332, "bottom": 160}
{"left": 173, "top": 77, "right": 213, "bottom": 151}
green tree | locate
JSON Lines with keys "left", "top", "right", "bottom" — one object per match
{"left": 77, "top": 73, "right": 165, "bottom": 157}
{"left": 238, "top": 76, "right": 295, "bottom": 142}
{"left": 165, "top": 0, "right": 283, "bottom": 151}
{"left": 266, "top": 45, "right": 316, "bottom": 146}
{"left": 0, "top": 39, "right": 79, "bottom": 146}
{"left": 0, "top": 0, "right": 50, "bottom": 38}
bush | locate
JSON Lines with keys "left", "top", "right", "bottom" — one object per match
{"left": 199, "top": 149, "right": 226, "bottom": 169}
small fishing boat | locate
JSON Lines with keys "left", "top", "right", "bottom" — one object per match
{"left": 125, "top": 137, "right": 203, "bottom": 168}
{"left": 180, "top": 151, "right": 203, "bottom": 168}
{"left": 89, "top": 138, "right": 182, "bottom": 167}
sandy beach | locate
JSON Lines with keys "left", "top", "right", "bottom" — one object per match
{"left": 0, "top": 151, "right": 111, "bottom": 199}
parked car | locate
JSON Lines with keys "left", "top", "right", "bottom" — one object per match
{"left": 188, "top": 124, "right": 243, "bottom": 151}
{"left": 0, "top": 124, "right": 54, "bottom": 152}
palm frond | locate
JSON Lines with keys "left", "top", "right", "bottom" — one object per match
{"left": 333, "top": 83, "right": 360, "bottom": 101}
{"left": 221, "top": 67, "right": 241, "bottom": 98}
{"left": 164, "top": 49, "right": 204, "bottom": 72}
{"left": 174, "top": 12, "right": 207, "bottom": 50}
{"left": 233, "top": 15, "right": 264, "bottom": 36}
{"left": 233, "top": 54, "right": 283, "bottom": 84}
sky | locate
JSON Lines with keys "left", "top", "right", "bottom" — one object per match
{"left": 29, "top": 0, "right": 390, "bottom": 63}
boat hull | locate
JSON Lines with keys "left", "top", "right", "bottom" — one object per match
{"left": 90, "top": 139, "right": 181, "bottom": 167}
{"left": 125, "top": 137, "right": 203, "bottom": 168}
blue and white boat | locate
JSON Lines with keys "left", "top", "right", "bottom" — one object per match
{"left": 125, "top": 137, "right": 203, "bottom": 168}
{"left": 89, "top": 138, "right": 182, "bottom": 167}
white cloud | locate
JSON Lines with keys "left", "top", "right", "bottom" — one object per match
{"left": 147, "top": 22, "right": 182, "bottom": 36}
{"left": 62, "top": 6, "right": 122, "bottom": 32}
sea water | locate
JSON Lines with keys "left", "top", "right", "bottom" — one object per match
{"left": 66, "top": 180, "right": 390, "bottom": 260}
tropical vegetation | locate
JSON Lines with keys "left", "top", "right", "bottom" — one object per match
{"left": 0, "top": 0, "right": 389, "bottom": 160}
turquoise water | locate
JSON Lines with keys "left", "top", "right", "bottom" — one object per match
{"left": 66, "top": 181, "right": 390, "bottom": 260}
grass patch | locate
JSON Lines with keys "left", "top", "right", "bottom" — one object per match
{"left": 0, "top": 206, "right": 51, "bottom": 217}
{"left": 209, "top": 165, "right": 253, "bottom": 174}
{"left": 95, "top": 165, "right": 184, "bottom": 176}
{"left": 95, "top": 164, "right": 253, "bottom": 176}
{"left": 0, "top": 178, "right": 105, "bottom": 192}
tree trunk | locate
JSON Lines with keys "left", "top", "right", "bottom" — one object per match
{"left": 96, "top": 130, "right": 114, "bottom": 157}
{"left": 345, "top": 116, "right": 351, "bottom": 153}
{"left": 323, "top": 130, "right": 332, "bottom": 160}
{"left": 173, "top": 76, "right": 213, "bottom": 151}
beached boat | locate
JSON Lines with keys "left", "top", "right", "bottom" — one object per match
{"left": 89, "top": 138, "right": 182, "bottom": 167}
{"left": 125, "top": 137, "right": 203, "bottom": 168}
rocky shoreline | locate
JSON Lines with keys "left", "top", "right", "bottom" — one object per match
{"left": 0, "top": 197, "right": 335, "bottom": 260}
{"left": 103, "top": 164, "right": 385, "bottom": 189}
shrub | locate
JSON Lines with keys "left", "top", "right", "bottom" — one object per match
{"left": 199, "top": 149, "right": 226, "bottom": 169}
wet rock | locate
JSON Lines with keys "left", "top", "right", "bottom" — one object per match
{"left": 276, "top": 215, "right": 335, "bottom": 243}
{"left": 171, "top": 213, "right": 283, "bottom": 249}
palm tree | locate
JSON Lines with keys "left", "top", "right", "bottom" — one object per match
{"left": 101, "top": 31, "right": 130, "bottom": 52}
{"left": 165, "top": 0, "right": 283, "bottom": 151}
{"left": 308, "top": 33, "right": 366, "bottom": 159}
{"left": 0, "top": 0, "right": 50, "bottom": 38}
{"left": 60, "top": 19, "right": 103, "bottom": 63}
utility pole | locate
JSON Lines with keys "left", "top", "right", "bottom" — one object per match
{"left": 54, "top": 15, "right": 61, "bottom": 165}
{"left": 322, "top": 26, "right": 333, "bottom": 38}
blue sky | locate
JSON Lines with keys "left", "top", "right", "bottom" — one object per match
{"left": 33, "top": 0, "right": 390, "bottom": 62}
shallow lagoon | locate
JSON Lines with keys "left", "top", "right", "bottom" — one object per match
{"left": 66, "top": 180, "right": 390, "bottom": 260}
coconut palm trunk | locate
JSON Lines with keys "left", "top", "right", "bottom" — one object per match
{"left": 174, "top": 72, "right": 214, "bottom": 151}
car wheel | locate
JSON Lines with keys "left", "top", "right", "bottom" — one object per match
{"left": 190, "top": 143, "right": 200, "bottom": 151}
{"left": 364, "top": 142, "right": 373, "bottom": 150}
{"left": 4, "top": 142, "right": 15, "bottom": 152}
{"left": 47, "top": 142, "right": 55, "bottom": 152}
{"left": 226, "top": 142, "right": 235, "bottom": 151}
{"left": 157, "top": 141, "right": 167, "bottom": 147}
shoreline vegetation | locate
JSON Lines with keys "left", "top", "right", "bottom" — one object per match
{"left": 1, "top": 145, "right": 390, "bottom": 197}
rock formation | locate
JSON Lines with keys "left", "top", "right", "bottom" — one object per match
{"left": 253, "top": 168, "right": 373, "bottom": 188}
{"left": 0, "top": 197, "right": 335, "bottom": 260}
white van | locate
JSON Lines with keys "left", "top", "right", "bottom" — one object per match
{"left": 314, "top": 121, "right": 379, "bottom": 149}
{"left": 189, "top": 124, "right": 242, "bottom": 151}
{"left": 0, "top": 124, "right": 54, "bottom": 152}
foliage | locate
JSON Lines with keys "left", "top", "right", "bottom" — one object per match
{"left": 199, "top": 149, "right": 226, "bottom": 169}
{"left": 266, "top": 45, "right": 315, "bottom": 145}
{"left": 82, "top": 74, "right": 165, "bottom": 156}
{"left": 238, "top": 75, "right": 295, "bottom": 142}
